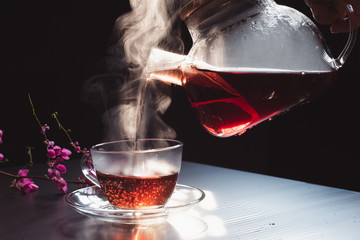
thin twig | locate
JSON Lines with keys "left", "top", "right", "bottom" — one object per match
{"left": 28, "top": 93, "right": 48, "bottom": 140}
{"left": 51, "top": 112, "right": 74, "bottom": 143}
{"left": 0, "top": 170, "right": 85, "bottom": 185}
{"left": 22, "top": 146, "right": 34, "bottom": 169}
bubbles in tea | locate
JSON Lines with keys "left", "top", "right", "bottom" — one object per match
{"left": 96, "top": 171, "right": 178, "bottom": 209}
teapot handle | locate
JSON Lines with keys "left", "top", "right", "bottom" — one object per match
{"left": 334, "top": 4, "right": 358, "bottom": 69}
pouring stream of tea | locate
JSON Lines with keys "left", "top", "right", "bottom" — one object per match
{"left": 133, "top": 80, "right": 150, "bottom": 150}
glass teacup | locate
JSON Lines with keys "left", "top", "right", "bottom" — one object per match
{"left": 81, "top": 139, "right": 183, "bottom": 209}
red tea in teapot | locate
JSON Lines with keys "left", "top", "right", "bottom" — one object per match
{"left": 149, "top": 64, "right": 336, "bottom": 137}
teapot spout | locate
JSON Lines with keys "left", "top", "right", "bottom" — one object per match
{"left": 147, "top": 68, "right": 184, "bottom": 86}
{"left": 146, "top": 48, "right": 186, "bottom": 86}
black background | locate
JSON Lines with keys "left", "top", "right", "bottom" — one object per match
{"left": 1, "top": 0, "right": 359, "bottom": 191}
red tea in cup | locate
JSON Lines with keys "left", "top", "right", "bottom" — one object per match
{"left": 96, "top": 171, "right": 178, "bottom": 208}
{"left": 81, "top": 139, "right": 183, "bottom": 209}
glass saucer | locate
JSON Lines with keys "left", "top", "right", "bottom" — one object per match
{"left": 65, "top": 184, "right": 205, "bottom": 224}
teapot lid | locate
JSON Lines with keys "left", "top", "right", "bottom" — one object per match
{"left": 180, "top": 0, "right": 212, "bottom": 20}
{"left": 180, "top": 0, "right": 275, "bottom": 20}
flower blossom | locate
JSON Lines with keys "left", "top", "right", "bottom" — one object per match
{"left": 44, "top": 140, "right": 54, "bottom": 148}
{"left": 15, "top": 169, "right": 39, "bottom": 193}
{"left": 54, "top": 177, "right": 67, "bottom": 194}
{"left": 56, "top": 164, "right": 66, "bottom": 174}
{"left": 60, "top": 148, "right": 72, "bottom": 160}
{"left": 48, "top": 168, "right": 60, "bottom": 179}
{"left": 40, "top": 124, "right": 50, "bottom": 135}
{"left": 47, "top": 144, "right": 72, "bottom": 164}
{"left": 0, "top": 130, "right": 4, "bottom": 161}
{"left": 47, "top": 148, "right": 56, "bottom": 159}
{"left": 71, "top": 141, "right": 82, "bottom": 153}
{"left": 47, "top": 168, "right": 67, "bottom": 194}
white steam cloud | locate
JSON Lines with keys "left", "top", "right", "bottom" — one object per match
{"left": 119, "top": 0, "right": 173, "bottom": 71}
{"left": 83, "top": 0, "right": 184, "bottom": 141}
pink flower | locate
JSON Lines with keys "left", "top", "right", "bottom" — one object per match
{"left": 53, "top": 146, "right": 61, "bottom": 155}
{"left": 15, "top": 169, "right": 39, "bottom": 193}
{"left": 47, "top": 168, "right": 67, "bottom": 193}
{"left": 60, "top": 148, "right": 72, "bottom": 160}
{"left": 47, "top": 149, "right": 56, "bottom": 159}
{"left": 56, "top": 164, "right": 66, "bottom": 174}
{"left": 40, "top": 124, "right": 50, "bottom": 135}
{"left": 19, "top": 179, "right": 39, "bottom": 193}
{"left": 71, "top": 141, "right": 82, "bottom": 153}
{"left": 54, "top": 177, "right": 67, "bottom": 194}
{"left": 47, "top": 168, "right": 60, "bottom": 179}
{"left": 1, "top": 130, "right": 5, "bottom": 161}
{"left": 18, "top": 169, "right": 29, "bottom": 177}
{"left": 74, "top": 146, "right": 81, "bottom": 153}
{"left": 46, "top": 146, "right": 71, "bottom": 161}
{"left": 44, "top": 140, "right": 55, "bottom": 148}
{"left": 55, "top": 156, "right": 64, "bottom": 165}
{"left": 47, "top": 168, "right": 54, "bottom": 178}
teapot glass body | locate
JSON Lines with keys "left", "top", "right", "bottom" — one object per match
{"left": 147, "top": 0, "right": 356, "bottom": 137}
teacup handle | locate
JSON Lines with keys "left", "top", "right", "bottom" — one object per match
{"left": 80, "top": 153, "right": 101, "bottom": 188}
{"left": 334, "top": 4, "right": 358, "bottom": 69}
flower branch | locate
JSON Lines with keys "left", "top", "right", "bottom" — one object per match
{"left": 0, "top": 94, "right": 91, "bottom": 194}
{"left": 0, "top": 170, "right": 84, "bottom": 184}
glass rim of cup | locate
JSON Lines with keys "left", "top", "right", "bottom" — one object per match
{"left": 90, "top": 138, "right": 183, "bottom": 154}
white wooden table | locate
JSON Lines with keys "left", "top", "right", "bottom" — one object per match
{"left": 1, "top": 161, "right": 359, "bottom": 239}
{"left": 177, "top": 162, "right": 360, "bottom": 239}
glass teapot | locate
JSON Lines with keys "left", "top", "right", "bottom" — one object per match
{"left": 147, "top": 0, "right": 357, "bottom": 137}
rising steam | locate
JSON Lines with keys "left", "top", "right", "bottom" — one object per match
{"left": 83, "top": 0, "right": 184, "bottom": 141}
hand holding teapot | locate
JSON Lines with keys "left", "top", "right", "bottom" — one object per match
{"left": 306, "top": 0, "right": 360, "bottom": 33}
